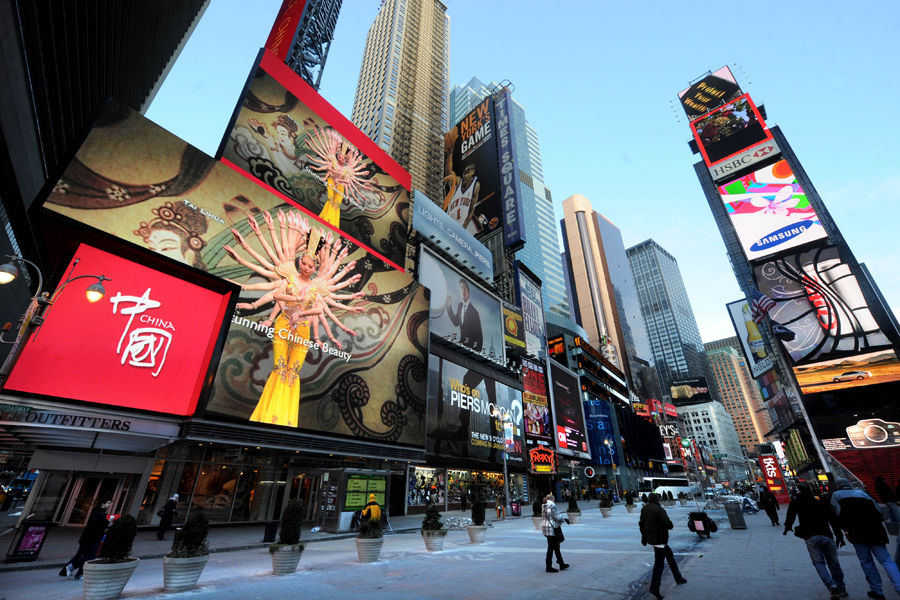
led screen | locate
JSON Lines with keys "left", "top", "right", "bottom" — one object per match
{"left": 669, "top": 378, "right": 711, "bottom": 403}
{"left": 677, "top": 66, "right": 742, "bottom": 120}
{"left": 5, "top": 244, "right": 232, "bottom": 415}
{"left": 518, "top": 266, "right": 546, "bottom": 360}
{"left": 584, "top": 397, "right": 618, "bottom": 466}
{"left": 718, "top": 160, "right": 827, "bottom": 261}
{"left": 690, "top": 94, "right": 772, "bottom": 168}
{"left": 502, "top": 303, "right": 526, "bottom": 350}
{"left": 726, "top": 299, "right": 775, "bottom": 378}
{"left": 550, "top": 361, "right": 590, "bottom": 458}
{"left": 792, "top": 349, "right": 900, "bottom": 395}
{"left": 522, "top": 358, "right": 553, "bottom": 446}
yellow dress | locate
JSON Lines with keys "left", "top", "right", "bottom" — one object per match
{"left": 318, "top": 175, "right": 344, "bottom": 226}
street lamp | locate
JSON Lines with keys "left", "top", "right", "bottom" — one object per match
{"left": 603, "top": 438, "right": 620, "bottom": 499}
{"left": 490, "top": 405, "right": 514, "bottom": 519}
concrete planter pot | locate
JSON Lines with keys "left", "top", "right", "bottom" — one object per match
{"left": 599, "top": 507, "right": 612, "bottom": 518}
{"left": 421, "top": 530, "right": 447, "bottom": 552}
{"left": 466, "top": 524, "right": 487, "bottom": 544}
{"left": 531, "top": 516, "right": 543, "bottom": 530}
{"left": 355, "top": 537, "right": 384, "bottom": 562}
{"left": 625, "top": 504, "right": 636, "bottom": 514}
{"left": 270, "top": 544, "right": 304, "bottom": 575}
{"left": 163, "top": 554, "right": 209, "bottom": 593}
{"left": 566, "top": 511, "right": 582, "bottom": 524}
{"left": 82, "top": 557, "right": 139, "bottom": 600}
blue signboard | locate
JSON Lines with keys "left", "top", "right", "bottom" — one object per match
{"left": 493, "top": 89, "right": 525, "bottom": 249}
{"left": 584, "top": 396, "right": 619, "bottom": 466}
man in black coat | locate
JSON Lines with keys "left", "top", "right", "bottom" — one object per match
{"left": 639, "top": 493, "right": 687, "bottom": 600}
{"left": 783, "top": 486, "right": 847, "bottom": 598}
{"left": 59, "top": 499, "right": 111, "bottom": 579}
{"left": 447, "top": 279, "right": 483, "bottom": 351}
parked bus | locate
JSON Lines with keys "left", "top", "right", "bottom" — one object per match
{"left": 638, "top": 477, "right": 698, "bottom": 499}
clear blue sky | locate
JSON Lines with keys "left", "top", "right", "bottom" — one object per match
{"left": 148, "top": 0, "right": 900, "bottom": 343}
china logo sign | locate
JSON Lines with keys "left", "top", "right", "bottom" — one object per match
{"left": 5, "top": 244, "right": 232, "bottom": 415}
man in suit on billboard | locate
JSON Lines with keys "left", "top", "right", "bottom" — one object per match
{"left": 447, "top": 279, "right": 483, "bottom": 351}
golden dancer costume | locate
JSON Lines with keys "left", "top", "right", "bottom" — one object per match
{"left": 306, "top": 126, "right": 374, "bottom": 229}
{"left": 223, "top": 209, "right": 364, "bottom": 427}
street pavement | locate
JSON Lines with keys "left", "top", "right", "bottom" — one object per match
{"left": 1, "top": 501, "right": 898, "bottom": 600}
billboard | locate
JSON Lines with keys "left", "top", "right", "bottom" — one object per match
{"left": 670, "top": 378, "right": 711, "bottom": 403}
{"left": 219, "top": 51, "right": 410, "bottom": 269}
{"left": 758, "top": 455, "right": 790, "bottom": 504}
{"left": 418, "top": 246, "right": 504, "bottom": 360}
{"left": 718, "top": 160, "right": 827, "bottom": 261}
{"left": 726, "top": 299, "right": 775, "bottom": 378}
{"left": 443, "top": 96, "right": 502, "bottom": 242}
{"left": 502, "top": 303, "right": 526, "bottom": 350}
{"left": 264, "top": 0, "right": 307, "bottom": 61}
{"left": 690, "top": 94, "right": 772, "bottom": 168}
{"left": 584, "top": 397, "right": 618, "bottom": 466}
{"left": 793, "top": 349, "right": 900, "bottom": 395}
{"left": 753, "top": 245, "right": 891, "bottom": 365}
{"left": 707, "top": 138, "right": 780, "bottom": 183}
{"left": 677, "top": 66, "right": 742, "bottom": 120}
{"left": 203, "top": 210, "right": 429, "bottom": 445}
{"left": 5, "top": 244, "right": 233, "bottom": 416}
{"left": 493, "top": 88, "right": 525, "bottom": 248}
{"left": 517, "top": 265, "right": 546, "bottom": 359}
{"left": 550, "top": 360, "right": 590, "bottom": 459}
{"left": 522, "top": 358, "right": 553, "bottom": 446}
{"left": 426, "top": 355, "right": 525, "bottom": 463}
{"left": 411, "top": 191, "right": 493, "bottom": 281}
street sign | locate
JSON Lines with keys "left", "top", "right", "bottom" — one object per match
{"left": 713, "top": 453, "right": 727, "bottom": 458}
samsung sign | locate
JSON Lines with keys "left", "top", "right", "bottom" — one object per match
{"left": 708, "top": 139, "right": 780, "bottom": 182}
{"left": 412, "top": 191, "right": 493, "bottom": 281}
{"left": 750, "top": 220, "right": 815, "bottom": 252}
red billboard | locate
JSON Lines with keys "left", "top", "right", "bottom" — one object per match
{"left": 265, "top": 0, "right": 308, "bottom": 61}
{"left": 5, "top": 244, "right": 232, "bottom": 415}
{"left": 690, "top": 94, "right": 773, "bottom": 169}
{"left": 758, "top": 454, "right": 790, "bottom": 504}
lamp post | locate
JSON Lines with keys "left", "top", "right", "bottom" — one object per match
{"left": 603, "top": 438, "right": 620, "bottom": 500}
{"left": 0, "top": 254, "right": 108, "bottom": 385}
{"left": 491, "top": 405, "right": 514, "bottom": 520}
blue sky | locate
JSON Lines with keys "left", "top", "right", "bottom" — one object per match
{"left": 147, "top": 0, "right": 900, "bottom": 342}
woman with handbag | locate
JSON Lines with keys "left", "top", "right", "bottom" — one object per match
{"left": 156, "top": 493, "right": 179, "bottom": 540}
{"left": 541, "top": 493, "right": 569, "bottom": 573}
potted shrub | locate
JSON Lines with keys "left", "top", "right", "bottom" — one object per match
{"left": 356, "top": 517, "right": 384, "bottom": 562}
{"left": 270, "top": 500, "right": 305, "bottom": 575}
{"left": 466, "top": 496, "right": 487, "bottom": 544}
{"left": 665, "top": 491, "right": 676, "bottom": 506}
{"left": 82, "top": 514, "right": 139, "bottom": 600}
{"left": 420, "top": 502, "right": 448, "bottom": 551}
{"left": 624, "top": 491, "right": 637, "bottom": 514}
{"left": 566, "top": 494, "right": 582, "bottom": 524}
{"left": 678, "top": 491, "right": 688, "bottom": 506}
{"left": 598, "top": 491, "right": 613, "bottom": 518}
{"left": 531, "top": 498, "right": 543, "bottom": 531}
{"left": 163, "top": 511, "right": 210, "bottom": 592}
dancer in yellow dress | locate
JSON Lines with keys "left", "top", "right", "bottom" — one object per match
{"left": 224, "top": 209, "right": 364, "bottom": 427}
{"left": 306, "top": 126, "right": 375, "bottom": 228}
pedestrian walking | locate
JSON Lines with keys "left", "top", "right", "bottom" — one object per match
{"left": 361, "top": 493, "right": 381, "bottom": 522}
{"left": 783, "top": 486, "right": 847, "bottom": 598}
{"left": 156, "top": 493, "right": 179, "bottom": 540}
{"left": 59, "top": 499, "right": 110, "bottom": 580}
{"left": 831, "top": 478, "right": 900, "bottom": 600}
{"left": 760, "top": 489, "right": 781, "bottom": 526}
{"left": 541, "top": 493, "right": 569, "bottom": 573}
{"left": 639, "top": 492, "right": 687, "bottom": 599}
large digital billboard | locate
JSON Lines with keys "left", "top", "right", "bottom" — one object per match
{"left": 726, "top": 299, "right": 775, "bottom": 378}
{"left": 517, "top": 265, "right": 546, "bottom": 360}
{"left": 5, "top": 244, "right": 233, "bottom": 416}
{"left": 718, "top": 160, "right": 827, "bottom": 261}
{"left": 584, "top": 397, "right": 618, "bottom": 466}
{"left": 426, "top": 355, "right": 524, "bottom": 464}
{"left": 753, "top": 245, "right": 891, "bottom": 366}
{"left": 493, "top": 88, "right": 525, "bottom": 248}
{"left": 677, "top": 66, "right": 742, "bottom": 120}
{"left": 550, "top": 360, "right": 590, "bottom": 459}
{"left": 502, "top": 303, "right": 526, "bottom": 351}
{"left": 669, "top": 378, "right": 711, "bottom": 404}
{"left": 690, "top": 94, "right": 772, "bottom": 168}
{"left": 792, "top": 349, "right": 900, "bottom": 395}
{"left": 418, "top": 246, "right": 504, "bottom": 360}
{"left": 219, "top": 51, "right": 410, "bottom": 269}
{"left": 522, "top": 358, "right": 553, "bottom": 446}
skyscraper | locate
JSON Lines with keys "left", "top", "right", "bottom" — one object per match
{"left": 351, "top": 0, "right": 449, "bottom": 202}
{"left": 449, "top": 77, "right": 570, "bottom": 319}
{"left": 627, "top": 239, "right": 717, "bottom": 399}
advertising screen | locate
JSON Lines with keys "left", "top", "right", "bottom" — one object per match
{"left": 219, "top": 51, "right": 410, "bottom": 269}
{"left": 726, "top": 299, "right": 775, "bottom": 378}
{"left": 443, "top": 96, "right": 503, "bottom": 243}
{"left": 418, "top": 247, "right": 504, "bottom": 359}
{"left": 264, "top": 0, "right": 307, "bottom": 61}
{"left": 426, "top": 355, "right": 525, "bottom": 464}
{"left": 669, "top": 378, "right": 711, "bottom": 403}
{"left": 718, "top": 160, "right": 827, "bottom": 261}
{"left": 522, "top": 358, "right": 553, "bottom": 446}
{"left": 411, "top": 191, "right": 493, "bottom": 281}
{"left": 502, "top": 303, "right": 526, "bottom": 350}
{"left": 518, "top": 266, "right": 546, "bottom": 360}
{"left": 677, "top": 66, "right": 742, "bottom": 120}
{"left": 5, "top": 244, "right": 232, "bottom": 415}
{"left": 753, "top": 245, "right": 891, "bottom": 366}
{"left": 493, "top": 88, "right": 525, "bottom": 248}
{"left": 550, "top": 360, "right": 590, "bottom": 459}
{"left": 690, "top": 94, "right": 772, "bottom": 168}
{"left": 793, "top": 349, "right": 900, "bottom": 395}
{"left": 584, "top": 397, "right": 618, "bottom": 466}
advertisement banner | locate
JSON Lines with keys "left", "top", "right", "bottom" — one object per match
{"left": 550, "top": 360, "right": 590, "bottom": 459}
{"left": 418, "top": 247, "right": 504, "bottom": 360}
{"left": 690, "top": 94, "right": 773, "bottom": 169}
{"left": 669, "top": 378, "right": 711, "bottom": 403}
{"left": 426, "top": 355, "right": 524, "bottom": 464}
{"left": 502, "top": 303, "right": 526, "bottom": 350}
{"left": 443, "top": 96, "right": 502, "bottom": 243}
{"left": 411, "top": 191, "right": 493, "bottom": 281}
{"left": 529, "top": 445, "right": 557, "bottom": 474}
{"left": 707, "top": 139, "right": 780, "bottom": 182}
{"left": 753, "top": 245, "right": 891, "bottom": 366}
{"left": 493, "top": 88, "right": 525, "bottom": 248}
{"left": 718, "top": 160, "right": 827, "bottom": 261}
{"left": 522, "top": 358, "right": 553, "bottom": 446}
{"left": 664, "top": 402, "right": 678, "bottom": 418}
{"left": 793, "top": 349, "right": 900, "bottom": 395}
{"left": 726, "top": 299, "right": 775, "bottom": 378}
{"left": 219, "top": 51, "right": 411, "bottom": 269}
{"left": 758, "top": 455, "right": 790, "bottom": 504}
{"left": 264, "top": 0, "right": 307, "bottom": 61}
{"left": 517, "top": 266, "right": 546, "bottom": 360}
{"left": 677, "top": 66, "right": 742, "bottom": 120}
{"left": 584, "top": 397, "right": 618, "bottom": 466}
{"left": 5, "top": 244, "right": 232, "bottom": 416}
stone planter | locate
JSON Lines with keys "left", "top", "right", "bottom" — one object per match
{"left": 270, "top": 544, "right": 304, "bottom": 575}
{"left": 82, "top": 557, "right": 140, "bottom": 600}
{"left": 625, "top": 504, "right": 636, "bottom": 514}
{"left": 599, "top": 507, "right": 612, "bottom": 518}
{"left": 531, "top": 516, "right": 543, "bottom": 531}
{"left": 466, "top": 524, "right": 487, "bottom": 544}
{"left": 421, "top": 530, "right": 447, "bottom": 552}
{"left": 355, "top": 537, "right": 384, "bottom": 563}
{"left": 163, "top": 554, "right": 209, "bottom": 593}
{"left": 566, "top": 511, "right": 582, "bottom": 524}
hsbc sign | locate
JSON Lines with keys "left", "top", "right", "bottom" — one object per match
{"left": 708, "top": 139, "right": 781, "bottom": 182}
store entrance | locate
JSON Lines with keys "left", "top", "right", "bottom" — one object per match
{"left": 283, "top": 471, "right": 321, "bottom": 522}
{"left": 55, "top": 473, "right": 134, "bottom": 526}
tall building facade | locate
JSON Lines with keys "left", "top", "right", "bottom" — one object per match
{"left": 626, "top": 239, "right": 716, "bottom": 399}
{"left": 678, "top": 402, "right": 747, "bottom": 483}
{"left": 448, "top": 77, "right": 570, "bottom": 319}
{"left": 705, "top": 343, "right": 774, "bottom": 456}
{"left": 351, "top": 0, "right": 449, "bottom": 201}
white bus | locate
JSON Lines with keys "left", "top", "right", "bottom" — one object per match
{"left": 638, "top": 477, "right": 698, "bottom": 499}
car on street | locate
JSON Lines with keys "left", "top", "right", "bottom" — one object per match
{"left": 833, "top": 370, "right": 871, "bottom": 382}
